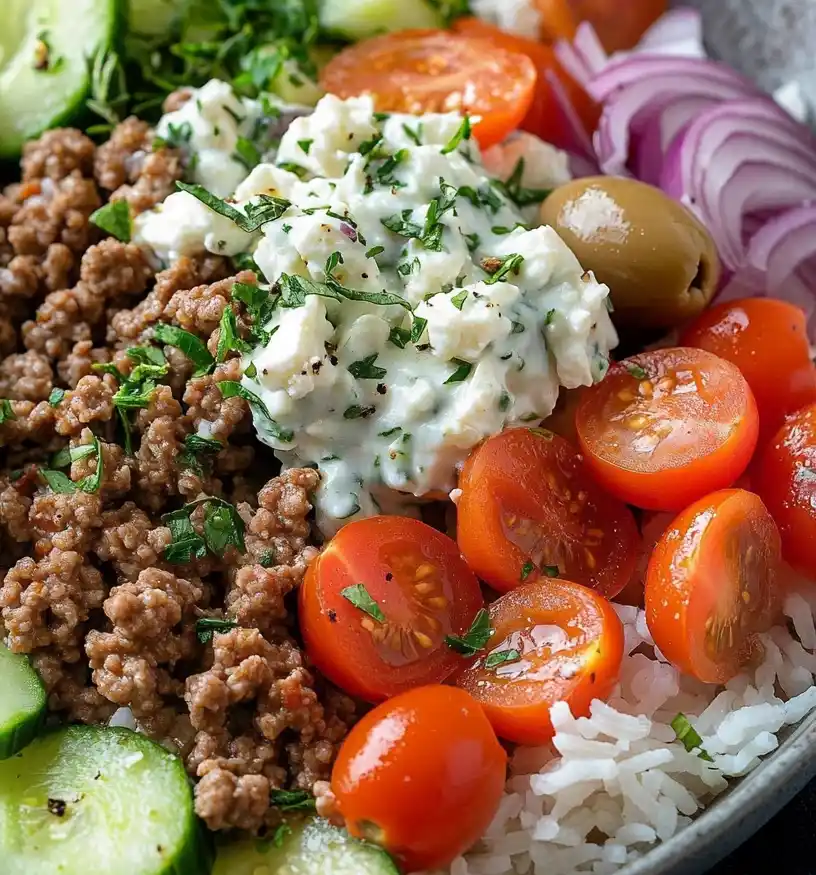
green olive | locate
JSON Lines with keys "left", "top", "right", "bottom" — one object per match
{"left": 540, "top": 176, "right": 720, "bottom": 331}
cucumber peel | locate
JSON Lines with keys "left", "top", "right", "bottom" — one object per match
{"left": 0, "top": 642, "right": 46, "bottom": 760}
{"left": 318, "top": 0, "right": 444, "bottom": 41}
{"left": 0, "top": 725, "right": 211, "bottom": 875}
{"left": 213, "top": 816, "right": 400, "bottom": 875}
{"left": 0, "top": 0, "right": 124, "bottom": 158}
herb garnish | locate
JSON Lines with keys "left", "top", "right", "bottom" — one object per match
{"left": 341, "top": 584, "right": 385, "bottom": 623}
{"left": 445, "top": 608, "right": 492, "bottom": 656}
{"left": 450, "top": 289, "right": 468, "bottom": 311}
{"left": 410, "top": 316, "right": 427, "bottom": 344}
{"left": 441, "top": 116, "right": 472, "bottom": 155}
{"left": 233, "top": 136, "right": 261, "bottom": 170}
{"left": 348, "top": 354, "right": 387, "bottom": 380}
{"left": 218, "top": 381, "right": 294, "bottom": 443}
{"left": 343, "top": 405, "right": 376, "bottom": 420}
{"left": 39, "top": 468, "right": 79, "bottom": 494}
{"left": 153, "top": 323, "right": 215, "bottom": 376}
{"left": 90, "top": 200, "right": 132, "bottom": 243}
{"left": 176, "top": 182, "right": 290, "bottom": 233}
{"left": 520, "top": 561, "right": 535, "bottom": 581}
{"left": 482, "top": 253, "right": 525, "bottom": 284}
{"left": 627, "top": 364, "right": 648, "bottom": 380}
{"left": 196, "top": 617, "right": 238, "bottom": 644}
{"left": 178, "top": 433, "right": 223, "bottom": 474}
{"left": 485, "top": 649, "right": 522, "bottom": 670}
{"left": 47, "top": 388, "right": 65, "bottom": 407}
{"left": 279, "top": 273, "right": 412, "bottom": 312}
{"left": 671, "top": 713, "right": 713, "bottom": 762}
{"left": 163, "top": 497, "right": 245, "bottom": 563}
{"left": 499, "top": 158, "right": 552, "bottom": 208}
{"left": 216, "top": 307, "right": 252, "bottom": 362}
{"left": 270, "top": 790, "right": 317, "bottom": 813}
{"left": 444, "top": 359, "right": 473, "bottom": 384}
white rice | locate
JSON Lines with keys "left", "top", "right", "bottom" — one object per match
{"left": 432, "top": 588, "right": 816, "bottom": 875}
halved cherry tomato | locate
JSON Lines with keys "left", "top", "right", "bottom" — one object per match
{"left": 455, "top": 580, "right": 624, "bottom": 744}
{"left": 645, "top": 489, "right": 781, "bottom": 684}
{"left": 299, "top": 516, "right": 483, "bottom": 703}
{"left": 332, "top": 684, "right": 507, "bottom": 872}
{"left": 451, "top": 18, "right": 601, "bottom": 149}
{"left": 542, "top": 386, "right": 587, "bottom": 444}
{"left": 680, "top": 298, "right": 816, "bottom": 447}
{"left": 534, "top": 0, "right": 579, "bottom": 41}
{"left": 754, "top": 403, "right": 816, "bottom": 576}
{"left": 319, "top": 30, "right": 537, "bottom": 149}
{"left": 457, "top": 428, "right": 638, "bottom": 597}
{"left": 565, "top": 0, "right": 667, "bottom": 52}
{"left": 576, "top": 348, "right": 759, "bottom": 511}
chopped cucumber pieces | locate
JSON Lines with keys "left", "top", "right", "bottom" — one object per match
{"left": 318, "top": 0, "right": 444, "bottom": 41}
{"left": 0, "top": 0, "right": 123, "bottom": 158}
{"left": 0, "top": 725, "right": 211, "bottom": 875}
{"left": 0, "top": 642, "right": 46, "bottom": 759}
{"left": 213, "top": 816, "right": 400, "bottom": 875}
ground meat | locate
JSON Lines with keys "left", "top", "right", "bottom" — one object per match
{"left": 93, "top": 504, "right": 171, "bottom": 583}
{"left": 184, "top": 359, "right": 250, "bottom": 442}
{"left": 0, "top": 254, "right": 41, "bottom": 299}
{"left": 94, "top": 118, "right": 152, "bottom": 192}
{"left": 53, "top": 374, "right": 115, "bottom": 436}
{"left": 32, "top": 651, "right": 115, "bottom": 724}
{"left": 22, "top": 288, "right": 92, "bottom": 359}
{"left": 114, "top": 148, "right": 184, "bottom": 216}
{"left": 22, "top": 129, "right": 96, "bottom": 182}
{"left": 0, "top": 550, "right": 106, "bottom": 661}
{"left": 70, "top": 429, "right": 132, "bottom": 498}
{"left": 57, "top": 340, "right": 111, "bottom": 387}
{"left": 28, "top": 488, "right": 103, "bottom": 555}
{"left": 0, "top": 481, "right": 33, "bottom": 543}
{"left": 134, "top": 413, "right": 186, "bottom": 510}
{"left": 43, "top": 242, "right": 75, "bottom": 292}
{"left": 8, "top": 174, "right": 101, "bottom": 258}
{"left": 86, "top": 568, "right": 202, "bottom": 717}
{"left": 0, "top": 351, "right": 54, "bottom": 401}
{"left": 165, "top": 270, "right": 257, "bottom": 338}
{"left": 0, "top": 400, "right": 57, "bottom": 447}
{"left": 79, "top": 238, "right": 153, "bottom": 303}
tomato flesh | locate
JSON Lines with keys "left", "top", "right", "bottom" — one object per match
{"left": 576, "top": 347, "right": 759, "bottom": 511}
{"left": 754, "top": 403, "right": 816, "bottom": 576}
{"left": 299, "top": 516, "right": 483, "bottom": 703}
{"left": 564, "top": 0, "right": 668, "bottom": 52}
{"left": 645, "top": 489, "right": 781, "bottom": 684}
{"left": 455, "top": 580, "right": 624, "bottom": 745}
{"left": 457, "top": 427, "right": 638, "bottom": 597}
{"left": 451, "top": 18, "right": 601, "bottom": 150}
{"left": 332, "top": 685, "right": 507, "bottom": 872}
{"left": 319, "top": 30, "right": 537, "bottom": 149}
{"left": 681, "top": 298, "right": 816, "bottom": 447}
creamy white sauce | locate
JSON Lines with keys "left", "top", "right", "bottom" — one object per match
{"left": 135, "top": 86, "right": 617, "bottom": 535}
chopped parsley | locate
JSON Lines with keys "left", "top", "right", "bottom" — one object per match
{"left": 388, "top": 326, "right": 411, "bottom": 349}
{"left": 39, "top": 468, "right": 78, "bottom": 494}
{"left": 627, "top": 363, "right": 648, "bottom": 380}
{"left": 218, "top": 381, "right": 294, "bottom": 443}
{"left": 499, "top": 158, "right": 552, "bottom": 208}
{"left": 47, "top": 388, "right": 65, "bottom": 407}
{"left": 279, "top": 272, "right": 412, "bottom": 312}
{"left": 270, "top": 790, "right": 317, "bottom": 813}
{"left": 163, "top": 509, "right": 207, "bottom": 563}
{"left": 450, "top": 289, "right": 468, "bottom": 311}
{"left": 671, "top": 713, "right": 713, "bottom": 762}
{"left": 410, "top": 316, "right": 427, "bottom": 344}
{"left": 231, "top": 281, "right": 278, "bottom": 344}
{"left": 164, "top": 497, "right": 245, "bottom": 563}
{"left": 232, "top": 136, "right": 261, "bottom": 171}
{"left": 297, "top": 138, "right": 314, "bottom": 154}
{"left": 50, "top": 444, "right": 96, "bottom": 469}
{"left": 441, "top": 116, "right": 472, "bottom": 155}
{"left": 196, "top": 617, "right": 238, "bottom": 644}
{"left": 445, "top": 608, "right": 491, "bottom": 656}
{"left": 402, "top": 123, "right": 423, "bottom": 146}
{"left": 542, "top": 565, "right": 559, "bottom": 578}
{"left": 485, "top": 649, "right": 522, "bottom": 670}
{"left": 340, "top": 584, "right": 385, "bottom": 623}
{"left": 89, "top": 200, "right": 132, "bottom": 243}
{"left": 176, "top": 182, "right": 290, "bottom": 233}
{"left": 520, "top": 561, "right": 535, "bottom": 581}
{"left": 365, "top": 245, "right": 385, "bottom": 259}
{"left": 482, "top": 253, "right": 525, "bottom": 284}
{"left": 348, "top": 354, "right": 387, "bottom": 380}
{"left": 153, "top": 323, "right": 215, "bottom": 376}
{"left": 444, "top": 359, "right": 473, "bottom": 384}
{"left": 343, "top": 405, "right": 376, "bottom": 420}
{"left": 75, "top": 433, "right": 104, "bottom": 494}
{"left": 216, "top": 307, "right": 252, "bottom": 362}
{"left": 179, "top": 433, "right": 223, "bottom": 475}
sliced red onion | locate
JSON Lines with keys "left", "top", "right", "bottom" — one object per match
{"left": 542, "top": 67, "right": 597, "bottom": 162}
{"left": 636, "top": 8, "right": 705, "bottom": 58}
{"left": 661, "top": 99, "right": 816, "bottom": 269}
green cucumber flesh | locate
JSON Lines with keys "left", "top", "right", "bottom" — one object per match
{"left": 0, "top": 642, "right": 46, "bottom": 759}
{"left": 318, "top": 0, "right": 444, "bottom": 41}
{"left": 0, "top": 0, "right": 123, "bottom": 159}
{"left": 0, "top": 725, "right": 212, "bottom": 875}
{"left": 128, "top": 0, "right": 185, "bottom": 36}
{"left": 213, "top": 816, "right": 400, "bottom": 875}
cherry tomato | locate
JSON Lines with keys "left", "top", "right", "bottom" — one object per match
{"left": 457, "top": 428, "right": 638, "bottom": 597}
{"left": 754, "top": 403, "right": 816, "bottom": 576}
{"left": 680, "top": 298, "right": 816, "bottom": 447}
{"left": 534, "top": 0, "right": 579, "bottom": 40}
{"left": 564, "top": 0, "right": 667, "bottom": 52}
{"left": 451, "top": 18, "right": 601, "bottom": 150}
{"left": 299, "top": 516, "right": 483, "bottom": 703}
{"left": 575, "top": 348, "right": 759, "bottom": 511}
{"left": 645, "top": 489, "right": 781, "bottom": 684}
{"left": 455, "top": 580, "right": 624, "bottom": 744}
{"left": 319, "top": 30, "right": 537, "bottom": 149}
{"left": 542, "top": 386, "right": 587, "bottom": 444}
{"left": 332, "top": 684, "right": 507, "bottom": 872}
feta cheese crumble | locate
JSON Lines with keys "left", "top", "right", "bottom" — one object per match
{"left": 137, "top": 87, "right": 616, "bottom": 535}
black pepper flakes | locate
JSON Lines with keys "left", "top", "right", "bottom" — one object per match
{"left": 376, "top": 383, "right": 387, "bottom": 395}
{"left": 385, "top": 572, "right": 393, "bottom": 581}
{"left": 327, "top": 609, "right": 338, "bottom": 623}
{"left": 329, "top": 355, "right": 339, "bottom": 367}
{"left": 47, "top": 798, "right": 67, "bottom": 817}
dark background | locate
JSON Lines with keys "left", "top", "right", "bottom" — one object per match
{"left": 709, "top": 785, "right": 816, "bottom": 874}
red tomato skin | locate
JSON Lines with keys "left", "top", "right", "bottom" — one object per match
{"left": 681, "top": 298, "right": 816, "bottom": 447}
{"left": 299, "top": 516, "right": 484, "bottom": 703}
{"left": 455, "top": 580, "right": 625, "bottom": 745}
{"left": 576, "top": 349, "right": 760, "bottom": 512}
{"left": 754, "top": 403, "right": 816, "bottom": 576}
{"left": 457, "top": 428, "right": 639, "bottom": 598}
{"left": 332, "top": 685, "right": 507, "bottom": 872}
{"left": 564, "top": 0, "right": 667, "bottom": 52}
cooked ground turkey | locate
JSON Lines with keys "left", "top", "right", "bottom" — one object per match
{"left": 0, "top": 125, "right": 355, "bottom": 833}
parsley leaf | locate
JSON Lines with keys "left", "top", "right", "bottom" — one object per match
{"left": 163, "top": 509, "right": 207, "bottom": 563}
{"left": 127, "top": 346, "right": 166, "bottom": 367}
{"left": 500, "top": 158, "right": 552, "bottom": 208}
{"left": 441, "top": 116, "right": 472, "bottom": 155}
{"left": 671, "top": 713, "right": 713, "bottom": 762}
{"left": 410, "top": 316, "right": 427, "bottom": 344}
{"left": 39, "top": 468, "right": 77, "bottom": 493}
{"left": 153, "top": 323, "right": 215, "bottom": 376}
{"left": 388, "top": 326, "right": 411, "bottom": 349}
{"left": 270, "top": 790, "right": 317, "bottom": 813}
{"left": 47, "top": 388, "right": 65, "bottom": 407}
{"left": 627, "top": 364, "right": 648, "bottom": 380}
{"left": 202, "top": 500, "right": 246, "bottom": 554}
{"left": 444, "top": 359, "right": 473, "bottom": 384}
{"left": 450, "top": 289, "right": 468, "bottom": 311}
{"left": 216, "top": 307, "right": 252, "bottom": 362}
{"left": 482, "top": 253, "right": 525, "bottom": 284}
{"left": 90, "top": 200, "right": 132, "bottom": 242}
{"left": 485, "top": 649, "right": 522, "bottom": 670}
{"left": 341, "top": 584, "right": 385, "bottom": 623}
{"left": 279, "top": 273, "right": 412, "bottom": 312}
{"left": 343, "top": 405, "right": 376, "bottom": 420}
{"left": 348, "top": 354, "right": 387, "bottom": 380}
{"left": 196, "top": 617, "right": 238, "bottom": 644}
{"left": 176, "top": 182, "right": 290, "bottom": 232}
{"left": 445, "top": 608, "right": 491, "bottom": 656}
{"left": 520, "top": 561, "right": 535, "bottom": 581}
{"left": 218, "top": 381, "right": 294, "bottom": 443}
{"left": 76, "top": 433, "right": 104, "bottom": 494}
{"left": 233, "top": 136, "right": 261, "bottom": 170}
{"left": 179, "top": 433, "right": 223, "bottom": 474}
{"left": 542, "top": 565, "right": 560, "bottom": 578}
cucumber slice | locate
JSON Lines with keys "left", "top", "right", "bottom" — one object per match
{"left": 128, "top": 0, "right": 185, "bottom": 35}
{"left": 318, "top": 0, "right": 444, "bottom": 41}
{"left": 0, "top": 0, "right": 123, "bottom": 159}
{"left": 269, "top": 58, "right": 324, "bottom": 107}
{"left": 0, "top": 725, "right": 212, "bottom": 875}
{"left": 0, "top": 642, "right": 46, "bottom": 760}
{"left": 213, "top": 816, "right": 400, "bottom": 875}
